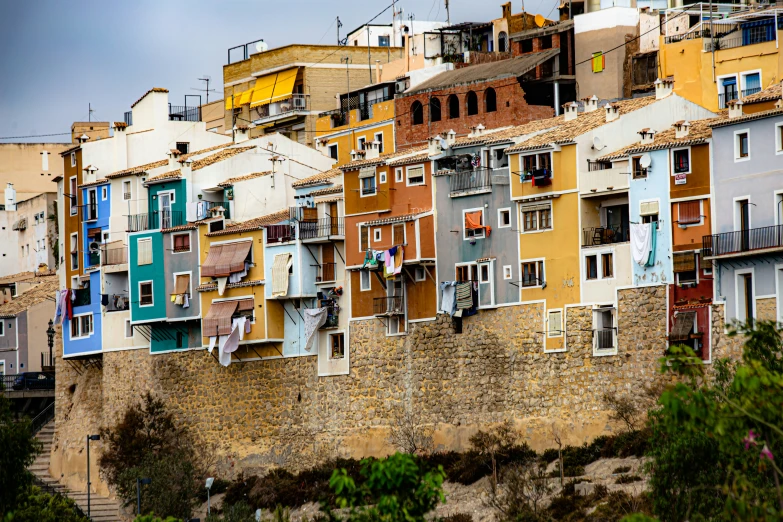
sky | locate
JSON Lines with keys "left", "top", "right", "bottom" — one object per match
{"left": 0, "top": 0, "right": 557, "bottom": 143}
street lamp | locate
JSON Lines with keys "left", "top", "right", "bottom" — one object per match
{"left": 205, "top": 477, "right": 214, "bottom": 516}
{"left": 46, "top": 319, "right": 54, "bottom": 368}
{"left": 86, "top": 434, "right": 100, "bottom": 518}
{"left": 136, "top": 477, "right": 151, "bottom": 515}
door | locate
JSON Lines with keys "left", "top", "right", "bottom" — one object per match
{"left": 159, "top": 192, "right": 172, "bottom": 229}
{"left": 321, "top": 245, "right": 335, "bottom": 282}
{"left": 88, "top": 189, "right": 97, "bottom": 220}
{"left": 605, "top": 205, "right": 629, "bottom": 243}
{"left": 740, "top": 200, "right": 750, "bottom": 251}
{"left": 478, "top": 262, "right": 494, "bottom": 307}
{"left": 329, "top": 202, "right": 338, "bottom": 236}
{"left": 743, "top": 274, "right": 754, "bottom": 323}
{"left": 721, "top": 77, "right": 737, "bottom": 108}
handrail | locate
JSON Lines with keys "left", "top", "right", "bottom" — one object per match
{"left": 449, "top": 168, "right": 493, "bottom": 194}
{"left": 703, "top": 224, "right": 783, "bottom": 257}
{"left": 373, "top": 296, "right": 403, "bottom": 315}
{"left": 31, "top": 402, "right": 55, "bottom": 435}
{"left": 299, "top": 218, "right": 345, "bottom": 239}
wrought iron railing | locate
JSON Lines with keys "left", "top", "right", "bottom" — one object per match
{"left": 594, "top": 328, "right": 616, "bottom": 350}
{"left": 315, "top": 262, "right": 337, "bottom": 282}
{"left": 168, "top": 105, "right": 201, "bottom": 122}
{"left": 0, "top": 373, "right": 55, "bottom": 392}
{"left": 126, "top": 210, "right": 184, "bottom": 232}
{"left": 267, "top": 224, "right": 296, "bottom": 243}
{"left": 31, "top": 402, "right": 55, "bottom": 435}
{"left": 73, "top": 288, "right": 91, "bottom": 307}
{"left": 299, "top": 218, "right": 345, "bottom": 239}
{"left": 449, "top": 168, "right": 492, "bottom": 195}
{"left": 373, "top": 296, "right": 404, "bottom": 316}
{"left": 583, "top": 226, "right": 630, "bottom": 247}
{"left": 703, "top": 224, "right": 783, "bottom": 257}
{"left": 101, "top": 246, "right": 127, "bottom": 266}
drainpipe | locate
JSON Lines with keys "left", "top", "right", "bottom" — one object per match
{"left": 554, "top": 81, "right": 560, "bottom": 116}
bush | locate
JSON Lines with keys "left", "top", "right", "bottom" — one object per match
{"left": 615, "top": 475, "right": 643, "bottom": 484}
{"left": 5, "top": 485, "right": 88, "bottom": 522}
{"left": 440, "top": 513, "right": 473, "bottom": 522}
{"left": 613, "top": 466, "right": 632, "bottom": 474}
{"left": 540, "top": 448, "right": 559, "bottom": 463}
{"left": 562, "top": 466, "right": 585, "bottom": 478}
{"left": 204, "top": 501, "right": 257, "bottom": 522}
{"left": 0, "top": 397, "right": 41, "bottom": 514}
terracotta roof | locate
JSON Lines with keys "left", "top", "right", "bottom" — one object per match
{"left": 291, "top": 168, "right": 342, "bottom": 188}
{"left": 205, "top": 209, "right": 290, "bottom": 237}
{"left": 170, "top": 149, "right": 183, "bottom": 155}
{"left": 59, "top": 144, "right": 81, "bottom": 156}
{"left": 144, "top": 169, "right": 182, "bottom": 184}
{"left": 78, "top": 178, "right": 109, "bottom": 189}
{"left": 106, "top": 159, "right": 168, "bottom": 179}
{"left": 0, "top": 278, "right": 58, "bottom": 318}
{"left": 191, "top": 146, "right": 256, "bottom": 171}
{"left": 709, "top": 107, "right": 783, "bottom": 128}
{"left": 742, "top": 83, "right": 782, "bottom": 105}
{"left": 505, "top": 96, "right": 659, "bottom": 154}
{"left": 196, "top": 279, "right": 265, "bottom": 292}
{"left": 162, "top": 223, "right": 199, "bottom": 233}
{"left": 341, "top": 146, "right": 429, "bottom": 170}
{"left": 217, "top": 171, "right": 272, "bottom": 187}
{"left": 114, "top": 122, "right": 127, "bottom": 129}
{"left": 309, "top": 185, "right": 343, "bottom": 197}
{"left": 180, "top": 143, "right": 229, "bottom": 162}
{"left": 387, "top": 152, "right": 431, "bottom": 167}
{"left": 0, "top": 271, "right": 36, "bottom": 285}
{"left": 130, "top": 87, "right": 169, "bottom": 108}
{"left": 597, "top": 117, "right": 721, "bottom": 161}
{"left": 362, "top": 212, "right": 423, "bottom": 227}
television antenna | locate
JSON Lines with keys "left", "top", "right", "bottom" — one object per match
{"left": 192, "top": 75, "right": 216, "bottom": 104}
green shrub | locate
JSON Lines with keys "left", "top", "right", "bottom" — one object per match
{"left": 5, "top": 485, "right": 88, "bottom": 522}
{"left": 0, "top": 397, "right": 41, "bottom": 514}
{"left": 613, "top": 466, "right": 632, "bottom": 474}
{"left": 440, "top": 513, "right": 473, "bottom": 522}
{"left": 615, "top": 475, "right": 643, "bottom": 484}
{"left": 562, "top": 466, "right": 585, "bottom": 477}
{"left": 541, "top": 448, "right": 559, "bottom": 463}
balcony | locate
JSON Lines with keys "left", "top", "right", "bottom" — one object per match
{"left": 449, "top": 168, "right": 492, "bottom": 196}
{"left": 253, "top": 94, "right": 309, "bottom": 125}
{"left": 583, "top": 225, "right": 629, "bottom": 247}
{"left": 703, "top": 22, "right": 781, "bottom": 52}
{"left": 266, "top": 224, "right": 296, "bottom": 243}
{"left": 594, "top": 328, "right": 616, "bottom": 351}
{"left": 703, "top": 225, "right": 783, "bottom": 258}
{"left": 299, "top": 218, "right": 345, "bottom": 241}
{"left": 718, "top": 87, "right": 762, "bottom": 110}
{"left": 321, "top": 306, "right": 339, "bottom": 329}
{"left": 73, "top": 288, "right": 91, "bottom": 307}
{"left": 580, "top": 166, "right": 629, "bottom": 196}
{"left": 373, "top": 296, "right": 404, "bottom": 316}
{"left": 105, "top": 294, "right": 130, "bottom": 312}
{"left": 168, "top": 105, "right": 201, "bottom": 122}
{"left": 81, "top": 203, "right": 98, "bottom": 222}
{"left": 204, "top": 201, "right": 231, "bottom": 219}
{"left": 519, "top": 168, "right": 552, "bottom": 187}
{"left": 126, "top": 210, "right": 184, "bottom": 232}
{"left": 101, "top": 245, "right": 128, "bottom": 266}
{"left": 314, "top": 262, "right": 337, "bottom": 283}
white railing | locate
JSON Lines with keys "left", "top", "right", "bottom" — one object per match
{"left": 580, "top": 166, "right": 629, "bottom": 196}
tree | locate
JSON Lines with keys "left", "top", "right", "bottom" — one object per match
{"left": 0, "top": 396, "right": 40, "bottom": 514}
{"left": 5, "top": 485, "right": 89, "bottom": 522}
{"left": 386, "top": 407, "right": 434, "bottom": 456}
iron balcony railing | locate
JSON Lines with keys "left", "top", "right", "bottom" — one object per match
{"left": 126, "top": 210, "right": 184, "bottom": 232}
{"left": 594, "top": 328, "right": 616, "bottom": 350}
{"left": 718, "top": 87, "right": 762, "bottom": 109}
{"left": 124, "top": 111, "right": 133, "bottom": 126}
{"left": 79, "top": 203, "right": 98, "bottom": 221}
{"left": 106, "top": 294, "right": 130, "bottom": 312}
{"left": 703, "top": 224, "right": 783, "bottom": 258}
{"left": 0, "top": 373, "right": 55, "bottom": 392}
{"left": 704, "top": 24, "right": 780, "bottom": 52}
{"left": 314, "top": 262, "right": 337, "bottom": 282}
{"left": 373, "top": 296, "right": 404, "bottom": 316}
{"left": 101, "top": 246, "right": 128, "bottom": 266}
{"left": 73, "top": 287, "right": 91, "bottom": 307}
{"left": 266, "top": 224, "right": 296, "bottom": 243}
{"left": 204, "top": 201, "right": 231, "bottom": 219}
{"left": 583, "top": 225, "right": 630, "bottom": 247}
{"left": 449, "top": 168, "right": 492, "bottom": 195}
{"left": 299, "top": 218, "right": 345, "bottom": 239}
{"left": 168, "top": 105, "right": 201, "bottom": 122}
{"left": 254, "top": 94, "right": 309, "bottom": 120}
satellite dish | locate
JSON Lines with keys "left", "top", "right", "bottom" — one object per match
{"left": 640, "top": 153, "right": 652, "bottom": 168}
{"left": 535, "top": 14, "right": 546, "bottom": 27}
{"left": 439, "top": 137, "right": 449, "bottom": 150}
{"left": 255, "top": 40, "right": 268, "bottom": 53}
{"left": 592, "top": 136, "right": 605, "bottom": 150}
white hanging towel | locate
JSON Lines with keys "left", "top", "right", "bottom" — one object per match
{"left": 630, "top": 223, "right": 652, "bottom": 266}
{"left": 217, "top": 276, "right": 228, "bottom": 296}
{"left": 232, "top": 316, "right": 247, "bottom": 341}
{"left": 220, "top": 325, "right": 241, "bottom": 367}
{"left": 303, "top": 308, "right": 328, "bottom": 352}
{"left": 208, "top": 336, "right": 218, "bottom": 353}
{"left": 186, "top": 202, "right": 199, "bottom": 222}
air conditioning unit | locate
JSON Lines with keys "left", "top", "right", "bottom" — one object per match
{"left": 293, "top": 96, "right": 307, "bottom": 109}
{"left": 88, "top": 241, "right": 101, "bottom": 252}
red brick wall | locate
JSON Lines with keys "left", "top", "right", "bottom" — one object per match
{"left": 394, "top": 78, "right": 554, "bottom": 148}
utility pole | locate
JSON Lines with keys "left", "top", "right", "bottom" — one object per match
{"left": 445, "top": 0, "right": 450, "bottom": 25}
{"left": 88, "top": 103, "right": 94, "bottom": 122}
{"left": 367, "top": 26, "right": 373, "bottom": 84}
{"left": 337, "top": 17, "right": 343, "bottom": 45}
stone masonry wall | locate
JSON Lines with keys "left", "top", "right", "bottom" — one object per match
{"left": 52, "top": 287, "right": 746, "bottom": 496}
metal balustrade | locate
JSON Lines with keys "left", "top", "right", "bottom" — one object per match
{"left": 373, "top": 296, "right": 404, "bottom": 316}
{"left": 703, "top": 224, "right": 783, "bottom": 257}
{"left": 449, "top": 168, "right": 492, "bottom": 195}
{"left": 594, "top": 328, "right": 616, "bottom": 350}
{"left": 267, "top": 224, "right": 296, "bottom": 243}
{"left": 299, "top": 218, "right": 345, "bottom": 239}
{"left": 126, "top": 210, "right": 184, "bottom": 232}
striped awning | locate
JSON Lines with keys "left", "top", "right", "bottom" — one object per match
{"left": 670, "top": 312, "right": 696, "bottom": 342}
{"left": 203, "top": 300, "right": 238, "bottom": 337}
{"left": 174, "top": 274, "right": 190, "bottom": 295}
{"left": 673, "top": 252, "right": 696, "bottom": 273}
{"left": 202, "top": 241, "right": 252, "bottom": 277}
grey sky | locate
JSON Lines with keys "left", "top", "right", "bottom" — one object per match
{"left": 0, "top": 0, "right": 556, "bottom": 143}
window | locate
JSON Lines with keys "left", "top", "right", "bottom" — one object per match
{"left": 415, "top": 267, "right": 426, "bottom": 282}
{"left": 632, "top": 156, "right": 647, "bottom": 179}
{"left": 70, "top": 233, "right": 79, "bottom": 270}
{"left": 176, "top": 331, "right": 185, "bottom": 349}
{"left": 379, "top": 170, "right": 387, "bottom": 184}
{"left": 70, "top": 152, "right": 76, "bottom": 167}
{"left": 69, "top": 177, "right": 77, "bottom": 215}
{"left": 407, "top": 165, "right": 425, "bottom": 186}
{"left": 172, "top": 233, "right": 190, "bottom": 253}
{"left": 548, "top": 310, "right": 563, "bottom": 337}
{"left": 737, "top": 272, "right": 754, "bottom": 322}
{"left": 586, "top": 255, "right": 597, "bottom": 280}
{"left": 330, "top": 333, "right": 345, "bottom": 358}
{"left": 70, "top": 314, "right": 93, "bottom": 339}
{"left": 540, "top": 34, "right": 552, "bottom": 49}
{"left": 678, "top": 201, "right": 701, "bottom": 225}
{"left": 673, "top": 148, "right": 690, "bottom": 174}
{"left": 521, "top": 261, "right": 544, "bottom": 287}
{"left": 375, "top": 132, "right": 384, "bottom": 154}
{"left": 503, "top": 265, "right": 512, "bottom": 280}
{"left": 498, "top": 31, "right": 508, "bottom": 53}
{"left": 361, "top": 175, "right": 376, "bottom": 196}
{"left": 594, "top": 307, "right": 616, "bottom": 351}
{"left": 591, "top": 52, "right": 605, "bottom": 73}
{"left": 466, "top": 91, "right": 478, "bottom": 115}
{"left": 464, "top": 209, "right": 486, "bottom": 239}
{"left": 484, "top": 88, "right": 497, "bottom": 113}
{"left": 378, "top": 35, "right": 390, "bottom": 47}
{"left": 430, "top": 97, "right": 441, "bottom": 122}
{"left": 498, "top": 208, "right": 511, "bottom": 228}
{"left": 479, "top": 264, "right": 490, "bottom": 283}
{"left": 357, "top": 137, "right": 366, "bottom": 151}
{"left": 492, "top": 148, "right": 509, "bottom": 169}
{"left": 360, "top": 270, "right": 371, "bottom": 291}
{"left": 137, "top": 237, "right": 152, "bottom": 265}
{"left": 328, "top": 144, "right": 338, "bottom": 160}
{"left": 0, "top": 321, "right": 3, "bottom": 336}
{"left": 447, "top": 94, "right": 459, "bottom": 119}
{"left": 411, "top": 101, "right": 423, "bottom": 125}
{"left": 101, "top": 186, "right": 108, "bottom": 200}
{"left": 674, "top": 251, "right": 698, "bottom": 284}
{"left": 395, "top": 168, "right": 403, "bottom": 183}
{"left": 521, "top": 204, "right": 552, "bottom": 232}
{"left": 392, "top": 223, "right": 405, "bottom": 245}
{"left": 373, "top": 228, "right": 382, "bottom": 242}
{"left": 360, "top": 226, "right": 370, "bottom": 251}
{"left": 456, "top": 264, "right": 477, "bottom": 282}
{"left": 139, "top": 282, "right": 154, "bottom": 306}
{"left": 175, "top": 142, "right": 189, "bottom": 154}
{"left": 776, "top": 123, "right": 783, "bottom": 154}
{"left": 736, "top": 131, "right": 750, "bottom": 160}
{"left": 125, "top": 319, "right": 133, "bottom": 338}
{"left": 209, "top": 220, "right": 224, "bottom": 233}
{"left": 601, "top": 253, "right": 613, "bottom": 278}
{"left": 122, "top": 180, "right": 131, "bottom": 200}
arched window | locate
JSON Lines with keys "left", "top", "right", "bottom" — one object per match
{"left": 466, "top": 91, "right": 478, "bottom": 116}
{"left": 484, "top": 88, "right": 497, "bottom": 113}
{"left": 430, "top": 97, "right": 441, "bottom": 122}
{"left": 447, "top": 94, "right": 460, "bottom": 119}
{"left": 411, "top": 101, "right": 423, "bottom": 125}
{"left": 498, "top": 32, "right": 508, "bottom": 53}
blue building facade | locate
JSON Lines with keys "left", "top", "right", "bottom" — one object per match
{"left": 81, "top": 182, "right": 111, "bottom": 269}
{"left": 63, "top": 270, "right": 102, "bottom": 357}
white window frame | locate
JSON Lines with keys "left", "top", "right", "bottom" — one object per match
{"left": 519, "top": 151, "right": 553, "bottom": 181}
{"left": 503, "top": 265, "right": 512, "bottom": 280}
{"left": 497, "top": 208, "right": 511, "bottom": 228}
{"left": 379, "top": 170, "right": 387, "bottom": 184}
{"left": 137, "top": 237, "right": 153, "bottom": 265}
{"left": 775, "top": 122, "right": 783, "bottom": 156}
{"left": 462, "top": 207, "right": 486, "bottom": 240}
{"left": 329, "top": 332, "right": 346, "bottom": 360}
{"left": 123, "top": 180, "right": 132, "bottom": 200}
{"left": 70, "top": 232, "right": 79, "bottom": 270}
{"left": 327, "top": 143, "right": 338, "bottom": 161}
{"left": 733, "top": 195, "right": 752, "bottom": 232}
{"left": 734, "top": 128, "right": 751, "bottom": 162}
{"left": 520, "top": 205, "right": 553, "bottom": 234}
{"left": 519, "top": 257, "right": 545, "bottom": 289}
{"left": 101, "top": 186, "right": 108, "bottom": 201}
{"left": 675, "top": 251, "right": 700, "bottom": 286}
{"left": 406, "top": 164, "right": 425, "bottom": 187}
{"left": 395, "top": 167, "right": 403, "bottom": 183}
{"left": 357, "top": 136, "right": 366, "bottom": 150}
{"left": 374, "top": 132, "right": 384, "bottom": 153}
{"left": 671, "top": 146, "right": 692, "bottom": 176}
{"left": 360, "top": 173, "right": 377, "bottom": 198}
{"left": 360, "top": 270, "right": 371, "bottom": 291}
{"left": 717, "top": 73, "right": 739, "bottom": 109}
{"left": 414, "top": 267, "right": 426, "bottom": 282}
{"left": 734, "top": 267, "right": 755, "bottom": 322}
{"left": 157, "top": 189, "right": 176, "bottom": 205}
{"left": 171, "top": 232, "right": 191, "bottom": 254}
{"left": 70, "top": 152, "right": 76, "bottom": 167}
{"left": 139, "top": 280, "right": 154, "bottom": 308}
{"left": 592, "top": 306, "right": 618, "bottom": 356}
{"left": 69, "top": 177, "right": 78, "bottom": 215}
{"left": 70, "top": 313, "right": 94, "bottom": 340}
{"left": 479, "top": 263, "right": 491, "bottom": 283}
{"left": 547, "top": 309, "right": 563, "bottom": 338}
{"left": 490, "top": 146, "right": 509, "bottom": 170}
{"left": 740, "top": 69, "right": 762, "bottom": 94}
{"left": 172, "top": 271, "right": 193, "bottom": 297}
{"left": 373, "top": 228, "right": 382, "bottom": 243}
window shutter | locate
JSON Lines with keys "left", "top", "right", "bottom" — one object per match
{"left": 137, "top": 239, "right": 152, "bottom": 265}
{"left": 678, "top": 201, "right": 701, "bottom": 224}
{"left": 392, "top": 223, "right": 405, "bottom": 245}
{"left": 673, "top": 252, "right": 696, "bottom": 273}
{"left": 360, "top": 226, "right": 369, "bottom": 251}
{"left": 640, "top": 201, "right": 659, "bottom": 216}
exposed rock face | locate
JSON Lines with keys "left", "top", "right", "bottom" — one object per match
{"left": 52, "top": 287, "right": 745, "bottom": 494}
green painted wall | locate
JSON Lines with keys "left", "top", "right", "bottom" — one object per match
{"left": 150, "top": 322, "right": 201, "bottom": 354}
{"left": 148, "top": 179, "right": 186, "bottom": 227}
{"left": 129, "top": 232, "right": 167, "bottom": 322}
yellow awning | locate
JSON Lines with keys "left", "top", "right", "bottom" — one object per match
{"left": 224, "top": 93, "right": 240, "bottom": 110}
{"left": 238, "top": 88, "right": 253, "bottom": 106}
{"left": 269, "top": 68, "right": 298, "bottom": 104}
{"left": 250, "top": 74, "right": 278, "bottom": 108}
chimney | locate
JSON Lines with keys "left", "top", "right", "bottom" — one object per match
{"left": 180, "top": 159, "right": 193, "bottom": 181}
{"left": 728, "top": 99, "right": 744, "bottom": 118}
{"left": 638, "top": 128, "right": 655, "bottom": 145}
{"left": 605, "top": 103, "right": 620, "bottom": 123}
{"left": 673, "top": 120, "right": 690, "bottom": 138}
{"left": 4, "top": 183, "right": 16, "bottom": 211}
{"left": 776, "top": 98, "right": 783, "bottom": 110}
{"left": 445, "top": 129, "right": 457, "bottom": 146}
{"left": 233, "top": 125, "right": 249, "bottom": 144}
{"left": 404, "top": 26, "right": 411, "bottom": 73}
{"left": 563, "top": 102, "right": 579, "bottom": 121}
{"left": 469, "top": 124, "right": 485, "bottom": 137}
{"left": 375, "top": 60, "right": 381, "bottom": 84}
{"left": 77, "top": 134, "right": 90, "bottom": 144}
{"left": 654, "top": 77, "right": 674, "bottom": 100}
{"left": 316, "top": 138, "right": 329, "bottom": 156}
{"left": 349, "top": 149, "right": 364, "bottom": 162}
{"left": 113, "top": 122, "right": 128, "bottom": 172}
{"left": 364, "top": 140, "right": 381, "bottom": 160}
{"left": 427, "top": 136, "right": 442, "bottom": 155}
{"left": 168, "top": 149, "right": 182, "bottom": 170}
{"left": 583, "top": 95, "right": 600, "bottom": 113}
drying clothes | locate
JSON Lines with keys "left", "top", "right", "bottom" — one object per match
{"left": 175, "top": 294, "right": 184, "bottom": 305}
{"left": 170, "top": 294, "right": 176, "bottom": 303}
{"left": 646, "top": 221, "right": 658, "bottom": 267}
{"left": 630, "top": 223, "right": 652, "bottom": 266}
{"left": 65, "top": 291, "right": 73, "bottom": 320}
{"left": 53, "top": 290, "right": 65, "bottom": 324}
{"left": 217, "top": 333, "right": 231, "bottom": 367}
{"left": 183, "top": 294, "right": 190, "bottom": 309}
{"left": 196, "top": 201, "right": 209, "bottom": 221}
{"left": 456, "top": 282, "right": 473, "bottom": 310}
{"left": 222, "top": 324, "right": 241, "bottom": 367}
{"left": 465, "top": 211, "right": 492, "bottom": 237}
{"left": 245, "top": 318, "right": 251, "bottom": 334}
{"left": 393, "top": 246, "right": 403, "bottom": 275}
{"left": 217, "top": 276, "right": 228, "bottom": 296}
{"left": 101, "top": 294, "right": 109, "bottom": 307}
{"left": 186, "top": 202, "right": 198, "bottom": 222}
{"left": 440, "top": 281, "right": 457, "bottom": 316}
{"left": 208, "top": 336, "right": 217, "bottom": 353}
{"left": 303, "top": 308, "right": 328, "bottom": 352}
{"left": 232, "top": 316, "right": 247, "bottom": 341}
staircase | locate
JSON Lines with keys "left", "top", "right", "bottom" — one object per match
{"left": 30, "top": 417, "right": 123, "bottom": 522}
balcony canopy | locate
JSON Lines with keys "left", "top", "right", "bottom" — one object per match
{"left": 250, "top": 68, "right": 298, "bottom": 108}
{"left": 202, "top": 241, "right": 252, "bottom": 277}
